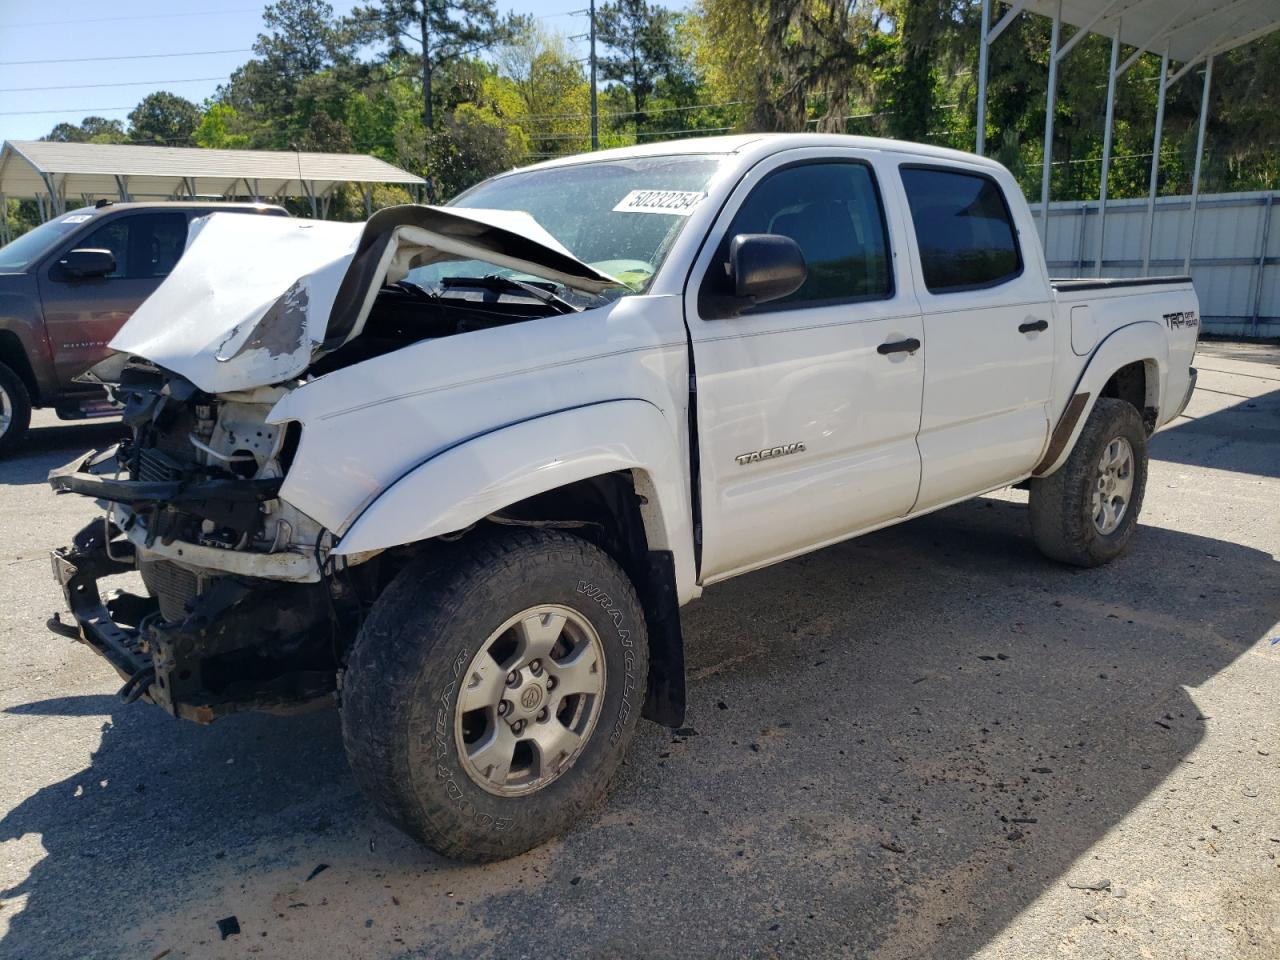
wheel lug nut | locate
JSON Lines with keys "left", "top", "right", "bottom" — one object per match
{"left": 546, "top": 676, "right": 556, "bottom": 690}
{"left": 513, "top": 719, "right": 525, "bottom": 733}
{"left": 497, "top": 700, "right": 510, "bottom": 717}
{"left": 506, "top": 671, "right": 519, "bottom": 686}
{"left": 529, "top": 659, "right": 542, "bottom": 674}
{"left": 537, "top": 707, "right": 548, "bottom": 722}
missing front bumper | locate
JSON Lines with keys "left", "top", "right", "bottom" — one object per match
{"left": 50, "top": 520, "right": 338, "bottom": 723}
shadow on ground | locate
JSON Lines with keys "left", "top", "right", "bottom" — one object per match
{"left": 1, "top": 419, "right": 127, "bottom": 486}
{"left": 2, "top": 490, "right": 1275, "bottom": 959}
{"left": 1151, "top": 386, "right": 1280, "bottom": 478}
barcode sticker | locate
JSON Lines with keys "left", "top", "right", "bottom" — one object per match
{"left": 612, "top": 189, "right": 705, "bottom": 216}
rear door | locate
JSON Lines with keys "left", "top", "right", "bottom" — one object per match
{"left": 38, "top": 210, "right": 188, "bottom": 388}
{"left": 898, "top": 164, "right": 1055, "bottom": 509}
{"left": 684, "top": 150, "right": 925, "bottom": 583}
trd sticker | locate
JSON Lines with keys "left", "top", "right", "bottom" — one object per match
{"left": 1163, "top": 310, "right": 1198, "bottom": 330}
{"left": 60, "top": 215, "right": 93, "bottom": 223}
{"left": 612, "top": 189, "right": 705, "bottom": 215}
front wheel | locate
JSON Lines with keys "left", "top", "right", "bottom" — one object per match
{"left": 1029, "top": 397, "right": 1148, "bottom": 567}
{"left": 340, "top": 529, "right": 648, "bottom": 862}
{"left": 0, "top": 361, "right": 32, "bottom": 457}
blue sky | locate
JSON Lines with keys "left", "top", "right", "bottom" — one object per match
{"left": 0, "top": 0, "right": 648, "bottom": 142}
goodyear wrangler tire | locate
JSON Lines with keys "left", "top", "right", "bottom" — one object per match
{"left": 340, "top": 529, "right": 648, "bottom": 862}
{"left": 1029, "top": 397, "right": 1148, "bottom": 568}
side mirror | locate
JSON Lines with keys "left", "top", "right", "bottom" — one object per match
{"left": 730, "top": 233, "right": 807, "bottom": 306}
{"left": 57, "top": 248, "right": 116, "bottom": 280}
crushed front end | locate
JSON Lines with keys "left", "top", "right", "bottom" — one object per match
{"left": 48, "top": 364, "right": 358, "bottom": 723}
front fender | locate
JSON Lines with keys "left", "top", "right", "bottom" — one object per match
{"left": 1034, "top": 321, "right": 1168, "bottom": 478}
{"left": 332, "top": 399, "right": 697, "bottom": 600}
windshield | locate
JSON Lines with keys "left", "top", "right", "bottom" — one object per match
{"left": 0, "top": 210, "right": 95, "bottom": 272}
{"left": 408, "top": 155, "right": 724, "bottom": 295}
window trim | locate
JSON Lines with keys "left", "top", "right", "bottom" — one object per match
{"left": 698, "top": 157, "right": 896, "bottom": 318}
{"left": 898, "top": 162, "right": 1025, "bottom": 296}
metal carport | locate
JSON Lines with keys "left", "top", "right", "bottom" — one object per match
{"left": 0, "top": 140, "right": 426, "bottom": 236}
{"left": 974, "top": 0, "right": 1280, "bottom": 276}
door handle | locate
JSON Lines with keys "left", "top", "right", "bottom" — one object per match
{"left": 877, "top": 337, "right": 921, "bottom": 356}
{"left": 1019, "top": 318, "right": 1049, "bottom": 333}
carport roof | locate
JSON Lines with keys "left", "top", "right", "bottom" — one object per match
{"left": 0, "top": 140, "right": 425, "bottom": 203}
{"left": 1020, "top": 0, "right": 1280, "bottom": 65}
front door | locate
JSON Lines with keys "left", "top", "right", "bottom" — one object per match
{"left": 897, "top": 164, "right": 1055, "bottom": 509}
{"left": 39, "top": 211, "right": 188, "bottom": 388}
{"left": 685, "top": 152, "right": 926, "bottom": 583}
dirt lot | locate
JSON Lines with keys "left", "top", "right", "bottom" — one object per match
{"left": 1, "top": 341, "right": 1277, "bottom": 960}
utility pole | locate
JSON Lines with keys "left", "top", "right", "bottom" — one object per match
{"left": 589, "top": 0, "right": 599, "bottom": 150}
{"left": 573, "top": 5, "right": 601, "bottom": 150}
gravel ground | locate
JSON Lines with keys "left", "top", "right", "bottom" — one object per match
{"left": 1, "top": 341, "right": 1276, "bottom": 960}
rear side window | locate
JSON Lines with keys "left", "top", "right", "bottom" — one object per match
{"left": 900, "top": 166, "right": 1022, "bottom": 293}
{"left": 707, "top": 161, "right": 892, "bottom": 309}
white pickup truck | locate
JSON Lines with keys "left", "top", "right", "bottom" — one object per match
{"left": 48, "top": 134, "right": 1199, "bottom": 861}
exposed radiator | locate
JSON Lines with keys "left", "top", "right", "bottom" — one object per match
{"left": 139, "top": 559, "right": 200, "bottom": 623}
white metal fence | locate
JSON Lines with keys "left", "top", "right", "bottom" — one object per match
{"left": 1033, "top": 190, "right": 1278, "bottom": 339}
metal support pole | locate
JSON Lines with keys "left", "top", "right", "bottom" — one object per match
{"left": 363, "top": 187, "right": 373, "bottom": 218}
{"left": 306, "top": 181, "right": 318, "bottom": 219}
{"left": 1251, "top": 193, "right": 1273, "bottom": 338}
{"left": 1076, "top": 202, "right": 1088, "bottom": 274}
{"left": 1038, "top": 0, "right": 1063, "bottom": 243}
{"left": 1095, "top": 27, "right": 1121, "bottom": 276}
{"left": 589, "top": 0, "right": 599, "bottom": 150}
{"left": 1184, "top": 56, "right": 1213, "bottom": 275}
{"left": 976, "top": 0, "right": 991, "bottom": 155}
{"left": 1142, "top": 46, "right": 1170, "bottom": 275}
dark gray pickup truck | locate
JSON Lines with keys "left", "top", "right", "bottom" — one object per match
{"left": 0, "top": 201, "right": 286, "bottom": 454}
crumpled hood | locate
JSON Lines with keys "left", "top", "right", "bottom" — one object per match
{"left": 107, "top": 204, "right": 623, "bottom": 393}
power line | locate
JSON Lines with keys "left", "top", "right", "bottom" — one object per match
{"left": 0, "top": 106, "right": 131, "bottom": 117}
{"left": 0, "top": 76, "right": 230, "bottom": 93}
{"left": 0, "top": 48, "right": 251, "bottom": 67}
{"left": 1, "top": 8, "right": 259, "bottom": 28}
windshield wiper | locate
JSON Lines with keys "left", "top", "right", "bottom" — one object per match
{"left": 440, "top": 274, "right": 580, "bottom": 314}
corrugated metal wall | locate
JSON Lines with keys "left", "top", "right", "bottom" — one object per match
{"left": 1033, "top": 191, "right": 1278, "bottom": 339}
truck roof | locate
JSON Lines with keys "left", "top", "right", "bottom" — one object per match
{"left": 516, "top": 133, "right": 1008, "bottom": 175}
{"left": 69, "top": 200, "right": 288, "bottom": 216}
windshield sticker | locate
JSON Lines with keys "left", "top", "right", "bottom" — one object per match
{"left": 60, "top": 215, "right": 93, "bottom": 224}
{"left": 612, "top": 189, "right": 704, "bottom": 216}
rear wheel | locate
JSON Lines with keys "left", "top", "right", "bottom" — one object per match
{"left": 1029, "top": 397, "right": 1148, "bottom": 567}
{"left": 340, "top": 529, "right": 648, "bottom": 862}
{"left": 0, "top": 361, "right": 32, "bottom": 457}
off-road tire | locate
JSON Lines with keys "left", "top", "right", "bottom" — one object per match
{"left": 1029, "top": 397, "right": 1148, "bottom": 567}
{"left": 340, "top": 528, "right": 649, "bottom": 862}
{"left": 0, "top": 361, "right": 32, "bottom": 457}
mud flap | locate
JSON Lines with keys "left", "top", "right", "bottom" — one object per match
{"left": 640, "top": 550, "right": 686, "bottom": 728}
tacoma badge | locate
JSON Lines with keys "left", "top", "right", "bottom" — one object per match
{"left": 735, "top": 442, "right": 806, "bottom": 466}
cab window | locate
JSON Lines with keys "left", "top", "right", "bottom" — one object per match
{"left": 65, "top": 213, "right": 188, "bottom": 280}
{"left": 900, "top": 166, "right": 1022, "bottom": 293}
{"left": 703, "top": 161, "right": 893, "bottom": 312}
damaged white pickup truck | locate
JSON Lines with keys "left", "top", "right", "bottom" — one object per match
{"left": 48, "top": 134, "right": 1199, "bottom": 861}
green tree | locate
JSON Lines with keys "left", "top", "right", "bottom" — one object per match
{"left": 359, "top": 0, "right": 526, "bottom": 128}
{"left": 127, "top": 92, "right": 201, "bottom": 144}
{"left": 426, "top": 101, "right": 528, "bottom": 198}
{"left": 44, "top": 116, "right": 128, "bottom": 144}
{"left": 692, "top": 1, "right": 891, "bottom": 133}
{"left": 193, "top": 104, "right": 252, "bottom": 148}
{"left": 597, "top": 0, "right": 685, "bottom": 120}
{"left": 495, "top": 25, "right": 591, "bottom": 158}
